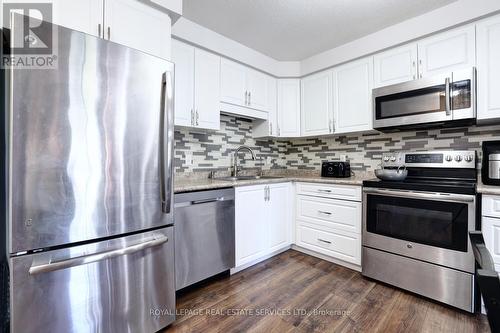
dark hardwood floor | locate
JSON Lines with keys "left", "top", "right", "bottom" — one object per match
{"left": 163, "top": 250, "right": 489, "bottom": 333}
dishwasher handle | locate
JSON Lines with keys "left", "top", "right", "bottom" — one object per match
{"left": 192, "top": 197, "right": 225, "bottom": 205}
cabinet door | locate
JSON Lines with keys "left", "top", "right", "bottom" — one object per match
{"left": 268, "top": 183, "right": 291, "bottom": 252}
{"left": 477, "top": 15, "right": 500, "bottom": 123}
{"left": 193, "top": 48, "right": 221, "bottom": 130}
{"left": 3, "top": 0, "right": 103, "bottom": 37}
{"left": 483, "top": 217, "right": 500, "bottom": 265}
{"left": 220, "top": 58, "right": 247, "bottom": 106}
{"left": 333, "top": 57, "right": 373, "bottom": 134}
{"left": 277, "top": 79, "right": 301, "bottom": 137}
{"left": 235, "top": 186, "right": 268, "bottom": 266}
{"left": 301, "top": 71, "right": 333, "bottom": 136}
{"left": 104, "top": 0, "right": 171, "bottom": 59}
{"left": 246, "top": 69, "right": 270, "bottom": 111}
{"left": 373, "top": 44, "right": 418, "bottom": 87}
{"left": 172, "top": 40, "right": 194, "bottom": 127}
{"left": 417, "top": 25, "right": 475, "bottom": 78}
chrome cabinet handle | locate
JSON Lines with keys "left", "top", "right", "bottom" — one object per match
{"left": 445, "top": 77, "right": 451, "bottom": 116}
{"left": 318, "top": 210, "right": 332, "bottom": 215}
{"left": 277, "top": 125, "right": 280, "bottom": 137}
{"left": 412, "top": 60, "right": 416, "bottom": 80}
{"left": 107, "top": 26, "right": 111, "bottom": 40}
{"left": 245, "top": 91, "right": 248, "bottom": 105}
{"left": 329, "top": 119, "right": 332, "bottom": 133}
{"left": 363, "top": 188, "right": 475, "bottom": 203}
{"left": 98, "top": 23, "right": 101, "bottom": 38}
{"left": 270, "top": 122, "right": 273, "bottom": 135}
{"left": 248, "top": 92, "right": 251, "bottom": 105}
{"left": 196, "top": 110, "right": 199, "bottom": 126}
{"left": 317, "top": 189, "right": 332, "bottom": 193}
{"left": 419, "top": 59, "right": 423, "bottom": 78}
{"left": 29, "top": 235, "right": 169, "bottom": 275}
{"left": 190, "top": 109, "right": 194, "bottom": 125}
{"left": 318, "top": 238, "right": 332, "bottom": 244}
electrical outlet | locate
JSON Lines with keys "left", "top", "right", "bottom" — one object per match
{"left": 185, "top": 153, "right": 193, "bottom": 166}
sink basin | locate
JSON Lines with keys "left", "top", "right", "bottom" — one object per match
{"left": 215, "top": 175, "right": 284, "bottom": 182}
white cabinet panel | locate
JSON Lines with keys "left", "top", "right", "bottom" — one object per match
{"left": 296, "top": 223, "right": 361, "bottom": 265}
{"left": 296, "top": 195, "right": 361, "bottom": 234}
{"left": 220, "top": 58, "right": 247, "bottom": 106}
{"left": 277, "top": 79, "right": 301, "bottom": 137}
{"left": 246, "top": 69, "right": 269, "bottom": 111}
{"left": 333, "top": 57, "right": 373, "bottom": 134}
{"left": 104, "top": 0, "right": 171, "bottom": 60}
{"left": 194, "top": 48, "right": 221, "bottom": 130}
{"left": 235, "top": 186, "right": 268, "bottom": 266}
{"left": 417, "top": 25, "right": 475, "bottom": 78}
{"left": 172, "top": 40, "right": 195, "bottom": 127}
{"left": 3, "top": 0, "right": 103, "bottom": 36}
{"left": 301, "top": 71, "right": 332, "bottom": 136}
{"left": 268, "top": 183, "right": 292, "bottom": 252}
{"left": 483, "top": 195, "right": 500, "bottom": 219}
{"left": 477, "top": 15, "right": 500, "bottom": 123}
{"left": 483, "top": 217, "right": 500, "bottom": 265}
{"left": 373, "top": 44, "right": 418, "bottom": 87}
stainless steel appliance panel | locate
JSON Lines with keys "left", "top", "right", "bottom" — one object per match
{"left": 489, "top": 154, "right": 500, "bottom": 180}
{"left": 175, "top": 188, "right": 235, "bottom": 290}
{"left": 10, "top": 227, "right": 176, "bottom": 333}
{"left": 362, "top": 188, "right": 476, "bottom": 272}
{"left": 7, "top": 22, "right": 175, "bottom": 253}
{"left": 363, "top": 247, "right": 474, "bottom": 312}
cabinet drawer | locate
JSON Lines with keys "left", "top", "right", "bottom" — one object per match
{"left": 483, "top": 195, "right": 500, "bottom": 218}
{"left": 482, "top": 216, "right": 500, "bottom": 265}
{"left": 296, "top": 195, "right": 361, "bottom": 234}
{"left": 296, "top": 223, "right": 361, "bottom": 265}
{"left": 296, "top": 182, "right": 361, "bottom": 201}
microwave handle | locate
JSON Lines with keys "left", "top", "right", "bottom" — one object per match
{"left": 445, "top": 77, "right": 451, "bottom": 116}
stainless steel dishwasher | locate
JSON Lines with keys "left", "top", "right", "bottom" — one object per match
{"left": 174, "top": 188, "right": 235, "bottom": 290}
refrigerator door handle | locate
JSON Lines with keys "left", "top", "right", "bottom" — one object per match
{"left": 29, "top": 235, "right": 169, "bottom": 275}
{"left": 160, "top": 71, "right": 174, "bottom": 214}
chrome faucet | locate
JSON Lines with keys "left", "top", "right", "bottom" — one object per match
{"left": 232, "top": 145, "right": 256, "bottom": 177}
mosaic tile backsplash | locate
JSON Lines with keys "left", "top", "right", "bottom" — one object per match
{"left": 174, "top": 114, "right": 500, "bottom": 173}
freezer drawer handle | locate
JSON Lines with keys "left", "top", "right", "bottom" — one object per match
{"left": 28, "top": 235, "right": 169, "bottom": 275}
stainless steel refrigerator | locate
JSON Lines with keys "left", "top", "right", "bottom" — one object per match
{"left": 3, "top": 16, "right": 176, "bottom": 333}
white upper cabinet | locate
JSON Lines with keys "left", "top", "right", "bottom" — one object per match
{"left": 220, "top": 58, "right": 273, "bottom": 113}
{"left": 193, "top": 48, "right": 221, "bottom": 130}
{"left": 373, "top": 44, "right": 418, "bottom": 87}
{"left": 417, "top": 25, "right": 475, "bottom": 78}
{"left": 172, "top": 40, "right": 221, "bottom": 130}
{"left": 220, "top": 59, "right": 247, "bottom": 106}
{"left": 104, "top": 0, "right": 171, "bottom": 60}
{"left": 2, "top": 0, "right": 103, "bottom": 36}
{"left": 172, "top": 40, "right": 195, "bottom": 127}
{"left": 277, "top": 79, "right": 301, "bottom": 137}
{"left": 301, "top": 71, "right": 333, "bottom": 136}
{"left": 476, "top": 14, "right": 500, "bottom": 123}
{"left": 333, "top": 57, "right": 373, "bottom": 134}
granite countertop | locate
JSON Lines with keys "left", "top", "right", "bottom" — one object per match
{"left": 477, "top": 175, "right": 500, "bottom": 195}
{"left": 174, "top": 171, "right": 374, "bottom": 193}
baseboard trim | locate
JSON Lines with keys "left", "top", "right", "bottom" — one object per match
{"left": 231, "top": 246, "right": 292, "bottom": 274}
{"left": 291, "top": 245, "right": 362, "bottom": 272}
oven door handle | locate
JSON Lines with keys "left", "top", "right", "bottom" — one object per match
{"left": 363, "top": 188, "right": 475, "bottom": 203}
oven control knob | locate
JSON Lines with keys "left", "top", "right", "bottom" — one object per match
{"left": 445, "top": 155, "right": 453, "bottom": 162}
{"left": 455, "top": 155, "right": 462, "bottom": 162}
{"left": 464, "top": 155, "right": 473, "bottom": 162}
{"left": 383, "top": 156, "right": 390, "bottom": 162}
{"left": 407, "top": 243, "right": 413, "bottom": 249}
{"left": 390, "top": 156, "right": 396, "bottom": 162}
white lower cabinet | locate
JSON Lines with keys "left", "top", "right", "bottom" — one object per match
{"left": 482, "top": 195, "right": 500, "bottom": 266}
{"left": 235, "top": 183, "right": 292, "bottom": 268}
{"left": 295, "top": 183, "right": 362, "bottom": 267}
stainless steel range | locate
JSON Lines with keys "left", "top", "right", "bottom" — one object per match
{"left": 362, "top": 150, "right": 477, "bottom": 312}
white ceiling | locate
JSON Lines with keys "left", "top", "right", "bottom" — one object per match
{"left": 182, "top": 0, "right": 458, "bottom": 61}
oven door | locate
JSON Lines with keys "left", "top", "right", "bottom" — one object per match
{"left": 362, "top": 188, "right": 476, "bottom": 272}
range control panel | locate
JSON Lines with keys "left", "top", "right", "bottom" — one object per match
{"left": 381, "top": 150, "right": 476, "bottom": 169}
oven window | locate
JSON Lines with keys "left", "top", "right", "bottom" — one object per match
{"left": 375, "top": 85, "right": 446, "bottom": 120}
{"left": 366, "top": 195, "right": 469, "bottom": 252}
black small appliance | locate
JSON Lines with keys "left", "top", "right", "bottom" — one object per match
{"left": 321, "top": 161, "right": 351, "bottom": 178}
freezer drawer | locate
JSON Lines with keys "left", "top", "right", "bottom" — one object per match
{"left": 175, "top": 188, "right": 235, "bottom": 290}
{"left": 10, "top": 227, "right": 175, "bottom": 333}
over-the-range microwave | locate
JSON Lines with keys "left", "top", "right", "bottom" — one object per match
{"left": 372, "top": 67, "right": 476, "bottom": 132}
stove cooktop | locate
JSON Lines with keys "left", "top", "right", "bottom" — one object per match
{"left": 363, "top": 177, "right": 477, "bottom": 195}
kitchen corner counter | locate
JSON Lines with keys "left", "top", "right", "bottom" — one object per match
{"left": 174, "top": 172, "right": 373, "bottom": 193}
{"left": 477, "top": 176, "right": 500, "bottom": 195}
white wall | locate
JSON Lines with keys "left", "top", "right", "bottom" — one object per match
{"left": 172, "top": 17, "right": 301, "bottom": 77}
{"left": 300, "top": 0, "right": 500, "bottom": 76}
